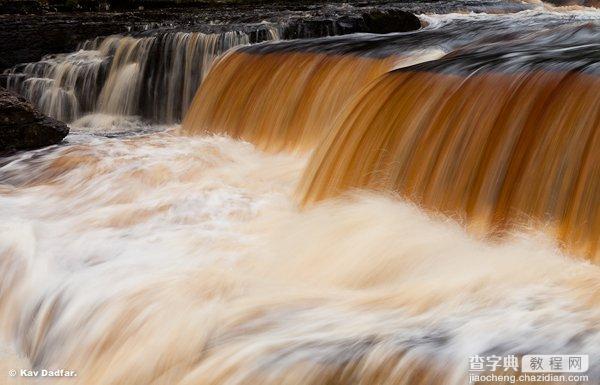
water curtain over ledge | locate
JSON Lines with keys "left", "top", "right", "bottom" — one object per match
{"left": 298, "top": 25, "right": 600, "bottom": 261}
{"left": 181, "top": 50, "right": 408, "bottom": 152}
{"left": 183, "top": 21, "right": 600, "bottom": 261}
{"left": 3, "top": 28, "right": 280, "bottom": 124}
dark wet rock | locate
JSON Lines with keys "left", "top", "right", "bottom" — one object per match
{"left": 278, "top": 8, "right": 421, "bottom": 39}
{"left": 0, "top": 13, "right": 161, "bottom": 71}
{"left": 0, "top": 88, "right": 69, "bottom": 152}
{"left": 0, "top": 0, "right": 50, "bottom": 15}
{"left": 362, "top": 9, "right": 420, "bottom": 34}
{"left": 206, "top": 5, "right": 423, "bottom": 41}
{"left": 0, "top": 0, "right": 47, "bottom": 14}
{"left": 544, "top": 0, "right": 599, "bottom": 6}
{"left": 283, "top": 17, "right": 358, "bottom": 40}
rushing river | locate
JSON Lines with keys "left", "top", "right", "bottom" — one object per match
{"left": 1, "top": 2, "right": 600, "bottom": 385}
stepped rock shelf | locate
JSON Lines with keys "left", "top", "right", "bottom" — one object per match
{"left": 0, "top": 1, "right": 421, "bottom": 72}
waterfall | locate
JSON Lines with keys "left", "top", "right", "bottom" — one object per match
{"left": 96, "top": 37, "right": 155, "bottom": 117}
{"left": 3, "top": 28, "right": 279, "bottom": 124}
{"left": 298, "top": 68, "right": 600, "bottom": 260}
{"left": 182, "top": 48, "right": 443, "bottom": 152}
{"left": 2, "top": 5, "right": 600, "bottom": 385}
{"left": 182, "top": 51, "right": 395, "bottom": 151}
{"left": 182, "top": 22, "right": 600, "bottom": 261}
{"left": 297, "top": 25, "right": 600, "bottom": 261}
{"left": 3, "top": 48, "right": 108, "bottom": 122}
{"left": 146, "top": 31, "right": 252, "bottom": 123}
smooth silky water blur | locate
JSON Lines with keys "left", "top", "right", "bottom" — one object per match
{"left": 3, "top": 123, "right": 600, "bottom": 385}
{"left": 2, "top": 3, "right": 600, "bottom": 385}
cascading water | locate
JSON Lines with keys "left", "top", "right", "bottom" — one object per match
{"left": 3, "top": 28, "right": 279, "bottom": 125}
{"left": 184, "top": 11, "right": 600, "bottom": 261}
{"left": 2, "top": 2, "right": 600, "bottom": 385}
{"left": 182, "top": 50, "right": 413, "bottom": 151}
{"left": 297, "top": 24, "right": 600, "bottom": 261}
{"left": 3, "top": 48, "right": 107, "bottom": 122}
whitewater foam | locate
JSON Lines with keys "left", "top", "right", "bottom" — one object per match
{"left": 1, "top": 128, "right": 599, "bottom": 384}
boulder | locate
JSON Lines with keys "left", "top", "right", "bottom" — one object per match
{"left": 0, "top": 88, "right": 69, "bottom": 152}
{"left": 362, "top": 9, "right": 421, "bottom": 34}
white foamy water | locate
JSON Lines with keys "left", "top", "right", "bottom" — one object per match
{"left": 0, "top": 124, "right": 599, "bottom": 384}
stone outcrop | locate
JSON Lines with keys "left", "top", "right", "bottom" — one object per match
{"left": 0, "top": 88, "right": 69, "bottom": 152}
